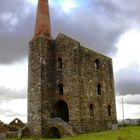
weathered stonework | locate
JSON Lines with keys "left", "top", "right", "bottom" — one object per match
{"left": 28, "top": 0, "right": 117, "bottom": 138}
{"left": 28, "top": 33, "right": 117, "bottom": 137}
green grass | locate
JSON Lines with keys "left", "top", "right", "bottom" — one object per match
{"left": 6, "top": 126, "right": 140, "bottom": 140}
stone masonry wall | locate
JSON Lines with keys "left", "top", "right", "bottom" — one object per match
{"left": 28, "top": 33, "right": 117, "bottom": 137}
{"left": 28, "top": 35, "right": 55, "bottom": 137}
{"left": 54, "top": 33, "right": 117, "bottom": 133}
{"left": 78, "top": 46, "right": 117, "bottom": 132}
{"left": 28, "top": 38, "right": 42, "bottom": 136}
{"left": 55, "top": 34, "right": 82, "bottom": 133}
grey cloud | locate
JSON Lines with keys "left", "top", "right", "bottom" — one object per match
{"left": 0, "top": 87, "right": 27, "bottom": 102}
{"left": 50, "top": 0, "right": 140, "bottom": 57}
{"left": 124, "top": 95, "right": 140, "bottom": 105}
{"left": 0, "top": 0, "right": 35, "bottom": 63}
{"left": 115, "top": 67, "right": 140, "bottom": 96}
{"left": 93, "top": 0, "right": 140, "bottom": 19}
{"left": 134, "top": 111, "right": 140, "bottom": 117}
{"left": 0, "top": 108, "right": 26, "bottom": 117}
{"left": 50, "top": 0, "right": 126, "bottom": 56}
{"left": 1, "top": 0, "right": 140, "bottom": 63}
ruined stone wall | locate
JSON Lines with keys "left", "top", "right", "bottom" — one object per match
{"left": 78, "top": 46, "right": 117, "bottom": 132}
{"left": 54, "top": 34, "right": 83, "bottom": 133}
{"left": 54, "top": 33, "right": 117, "bottom": 133}
{"left": 28, "top": 38, "right": 42, "bottom": 136}
{"left": 28, "top": 35, "right": 55, "bottom": 137}
{"left": 28, "top": 33, "right": 117, "bottom": 137}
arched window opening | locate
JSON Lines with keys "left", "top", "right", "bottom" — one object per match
{"left": 58, "top": 84, "right": 63, "bottom": 95}
{"left": 97, "top": 84, "right": 102, "bottom": 95}
{"left": 89, "top": 104, "right": 94, "bottom": 117}
{"left": 95, "top": 59, "right": 100, "bottom": 70}
{"left": 90, "top": 104, "right": 93, "bottom": 110}
{"left": 58, "top": 57, "right": 62, "bottom": 69}
{"left": 108, "top": 105, "right": 112, "bottom": 116}
{"left": 15, "top": 119, "right": 18, "bottom": 124}
{"left": 54, "top": 100, "right": 69, "bottom": 122}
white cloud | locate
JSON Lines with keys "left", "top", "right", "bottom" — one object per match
{"left": 26, "top": 0, "right": 37, "bottom": 6}
{"left": 0, "top": 99, "right": 27, "bottom": 123}
{"left": 59, "top": 0, "right": 79, "bottom": 13}
{"left": 113, "top": 28, "right": 140, "bottom": 72}
{"left": 116, "top": 97, "right": 140, "bottom": 120}
{"left": 0, "top": 87, "right": 27, "bottom": 102}
{"left": 0, "top": 12, "right": 18, "bottom": 31}
{"left": 0, "top": 12, "right": 12, "bottom": 22}
{"left": 124, "top": 95, "right": 140, "bottom": 105}
{"left": 0, "top": 61, "right": 27, "bottom": 89}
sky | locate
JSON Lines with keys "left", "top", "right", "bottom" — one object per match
{"left": 0, "top": 0, "right": 140, "bottom": 123}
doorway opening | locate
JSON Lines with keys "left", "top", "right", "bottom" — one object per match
{"left": 54, "top": 100, "right": 69, "bottom": 122}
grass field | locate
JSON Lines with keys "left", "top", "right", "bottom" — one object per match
{"left": 6, "top": 126, "right": 140, "bottom": 140}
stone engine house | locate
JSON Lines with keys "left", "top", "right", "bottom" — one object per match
{"left": 28, "top": 0, "right": 117, "bottom": 138}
